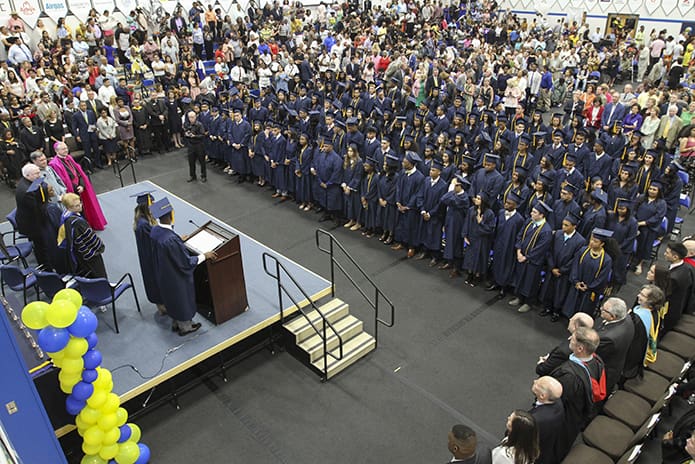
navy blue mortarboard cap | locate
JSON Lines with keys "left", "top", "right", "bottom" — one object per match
{"left": 335, "top": 120, "right": 346, "bottom": 130}
{"left": 385, "top": 153, "right": 400, "bottom": 167}
{"left": 519, "top": 133, "right": 531, "bottom": 144}
{"left": 565, "top": 153, "right": 577, "bottom": 163}
{"left": 308, "top": 110, "right": 321, "bottom": 117}
{"left": 552, "top": 129, "right": 564, "bottom": 138}
{"left": 650, "top": 179, "right": 663, "bottom": 189}
{"left": 455, "top": 174, "right": 471, "bottom": 188}
{"left": 372, "top": 107, "right": 384, "bottom": 117}
{"left": 462, "top": 154, "right": 477, "bottom": 165}
{"left": 346, "top": 117, "right": 358, "bottom": 125}
{"left": 565, "top": 210, "right": 581, "bottom": 225}
{"left": 539, "top": 172, "right": 554, "bottom": 186}
{"left": 483, "top": 153, "right": 500, "bottom": 163}
{"left": 513, "top": 165, "right": 528, "bottom": 177}
{"left": 425, "top": 143, "right": 436, "bottom": 151}
{"left": 479, "top": 131, "right": 492, "bottom": 143}
{"left": 407, "top": 96, "right": 417, "bottom": 105}
{"left": 129, "top": 189, "right": 156, "bottom": 206}
{"left": 395, "top": 116, "right": 406, "bottom": 122}
{"left": 366, "top": 125, "right": 378, "bottom": 133}
{"left": 405, "top": 151, "right": 421, "bottom": 164}
{"left": 496, "top": 114, "right": 507, "bottom": 123}
{"left": 229, "top": 87, "right": 239, "bottom": 96}
{"left": 404, "top": 134, "right": 414, "bottom": 143}
{"left": 150, "top": 197, "right": 173, "bottom": 219}
{"left": 591, "top": 189, "right": 608, "bottom": 205}
{"left": 506, "top": 190, "right": 523, "bottom": 205}
{"left": 534, "top": 200, "right": 553, "bottom": 216}
{"left": 562, "top": 183, "right": 578, "bottom": 195}
{"left": 431, "top": 158, "right": 443, "bottom": 170}
{"left": 365, "top": 156, "right": 378, "bottom": 166}
{"left": 616, "top": 198, "right": 633, "bottom": 209}
{"left": 332, "top": 100, "right": 343, "bottom": 110}
{"left": 287, "top": 109, "right": 298, "bottom": 118}
{"left": 591, "top": 228, "right": 614, "bottom": 241}
{"left": 669, "top": 160, "right": 686, "bottom": 171}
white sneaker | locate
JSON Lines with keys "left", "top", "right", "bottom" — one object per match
{"left": 518, "top": 304, "right": 532, "bottom": 313}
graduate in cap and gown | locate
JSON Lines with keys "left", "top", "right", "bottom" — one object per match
{"left": 552, "top": 153, "right": 585, "bottom": 200}
{"left": 439, "top": 175, "right": 470, "bottom": 277}
{"left": 294, "top": 133, "right": 315, "bottom": 211}
{"left": 605, "top": 198, "right": 638, "bottom": 290}
{"left": 312, "top": 133, "right": 344, "bottom": 222}
{"left": 510, "top": 201, "right": 554, "bottom": 314}
{"left": 342, "top": 143, "right": 364, "bottom": 230}
{"left": 268, "top": 121, "right": 289, "bottom": 198}
{"left": 607, "top": 163, "right": 638, "bottom": 211}
{"left": 228, "top": 108, "right": 252, "bottom": 183}
{"left": 539, "top": 211, "right": 586, "bottom": 322}
{"left": 414, "top": 158, "right": 448, "bottom": 265}
{"left": 471, "top": 153, "right": 505, "bottom": 208}
{"left": 550, "top": 183, "right": 581, "bottom": 230}
{"left": 392, "top": 151, "right": 425, "bottom": 257}
{"left": 577, "top": 189, "right": 608, "bottom": 238}
{"left": 487, "top": 190, "right": 526, "bottom": 297}
{"left": 149, "top": 197, "right": 217, "bottom": 336}
{"left": 377, "top": 154, "right": 401, "bottom": 245}
{"left": 561, "top": 228, "right": 614, "bottom": 318}
{"left": 359, "top": 157, "right": 380, "bottom": 237}
{"left": 462, "top": 192, "right": 496, "bottom": 286}
{"left": 131, "top": 190, "right": 165, "bottom": 315}
{"left": 633, "top": 180, "right": 667, "bottom": 275}
{"left": 249, "top": 120, "right": 268, "bottom": 186}
{"left": 584, "top": 138, "right": 613, "bottom": 185}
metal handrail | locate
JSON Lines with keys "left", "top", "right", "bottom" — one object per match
{"left": 315, "top": 229, "right": 395, "bottom": 344}
{"left": 262, "top": 252, "right": 343, "bottom": 380}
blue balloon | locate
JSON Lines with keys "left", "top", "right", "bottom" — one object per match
{"left": 67, "top": 306, "right": 99, "bottom": 338}
{"left": 37, "top": 327, "right": 70, "bottom": 352}
{"left": 86, "top": 332, "right": 98, "bottom": 349}
{"left": 82, "top": 350, "right": 102, "bottom": 370}
{"left": 118, "top": 424, "right": 132, "bottom": 443}
{"left": 134, "top": 443, "right": 150, "bottom": 464}
{"left": 65, "top": 395, "right": 86, "bottom": 415}
{"left": 82, "top": 369, "right": 98, "bottom": 383}
{"left": 71, "top": 381, "right": 94, "bottom": 401}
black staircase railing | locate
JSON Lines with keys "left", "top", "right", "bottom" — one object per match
{"left": 315, "top": 229, "right": 395, "bottom": 345}
{"left": 262, "top": 252, "right": 343, "bottom": 380}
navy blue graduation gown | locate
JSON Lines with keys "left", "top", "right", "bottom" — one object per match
{"left": 441, "top": 163, "right": 456, "bottom": 184}
{"left": 313, "top": 149, "right": 344, "bottom": 211}
{"left": 150, "top": 225, "right": 199, "bottom": 322}
{"left": 377, "top": 172, "right": 399, "bottom": 232}
{"left": 228, "top": 119, "right": 252, "bottom": 175}
{"left": 268, "top": 134, "right": 288, "bottom": 192}
{"left": 134, "top": 217, "right": 162, "bottom": 305}
{"left": 250, "top": 130, "right": 267, "bottom": 179}
{"left": 471, "top": 168, "right": 504, "bottom": 205}
{"left": 491, "top": 210, "right": 525, "bottom": 287}
{"left": 577, "top": 205, "right": 606, "bottom": 238}
{"left": 552, "top": 167, "right": 585, "bottom": 199}
{"left": 550, "top": 199, "right": 581, "bottom": 230}
{"left": 562, "top": 247, "right": 612, "bottom": 317}
{"left": 514, "top": 220, "right": 553, "bottom": 299}
{"left": 394, "top": 170, "right": 425, "bottom": 246}
{"left": 663, "top": 177, "right": 683, "bottom": 235}
{"left": 207, "top": 115, "right": 223, "bottom": 161}
{"left": 360, "top": 171, "right": 380, "bottom": 229}
{"left": 540, "top": 231, "right": 586, "bottom": 311}
{"left": 606, "top": 213, "right": 638, "bottom": 286}
{"left": 584, "top": 153, "right": 613, "bottom": 184}
{"left": 634, "top": 197, "right": 667, "bottom": 261}
{"left": 442, "top": 190, "right": 469, "bottom": 261}
{"left": 294, "top": 145, "right": 314, "bottom": 203}
{"left": 607, "top": 181, "right": 638, "bottom": 211}
{"left": 417, "top": 177, "right": 448, "bottom": 251}
{"left": 462, "top": 207, "right": 496, "bottom": 273}
{"left": 343, "top": 159, "right": 364, "bottom": 221}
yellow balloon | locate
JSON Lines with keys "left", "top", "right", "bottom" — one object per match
{"left": 102, "top": 426, "right": 120, "bottom": 446}
{"left": 64, "top": 337, "right": 89, "bottom": 358}
{"left": 54, "top": 288, "right": 83, "bottom": 309}
{"left": 115, "top": 441, "right": 140, "bottom": 464}
{"left": 75, "top": 414, "right": 87, "bottom": 430}
{"left": 58, "top": 370, "right": 81, "bottom": 387}
{"left": 86, "top": 390, "right": 107, "bottom": 409}
{"left": 115, "top": 408, "right": 128, "bottom": 427}
{"left": 60, "top": 381, "right": 74, "bottom": 394}
{"left": 83, "top": 426, "right": 105, "bottom": 446}
{"left": 98, "top": 443, "right": 119, "bottom": 461}
{"left": 127, "top": 424, "right": 141, "bottom": 443}
{"left": 101, "top": 393, "right": 120, "bottom": 414}
{"left": 79, "top": 406, "right": 100, "bottom": 425}
{"left": 61, "top": 357, "right": 84, "bottom": 374}
{"left": 93, "top": 368, "right": 112, "bottom": 389}
{"left": 82, "top": 442, "right": 102, "bottom": 456}
{"left": 81, "top": 454, "right": 108, "bottom": 464}
{"left": 46, "top": 299, "right": 79, "bottom": 328}
{"left": 97, "top": 413, "right": 117, "bottom": 431}
{"left": 21, "top": 301, "right": 50, "bottom": 329}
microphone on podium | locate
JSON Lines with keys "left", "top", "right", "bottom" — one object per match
{"left": 188, "top": 219, "right": 202, "bottom": 229}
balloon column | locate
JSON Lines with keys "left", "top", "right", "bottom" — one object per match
{"left": 21, "top": 289, "right": 151, "bottom": 464}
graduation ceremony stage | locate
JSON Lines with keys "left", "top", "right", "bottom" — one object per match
{"left": 53, "top": 180, "right": 332, "bottom": 435}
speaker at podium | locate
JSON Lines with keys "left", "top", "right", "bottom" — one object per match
{"left": 184, "top": 221, "right": 249, "bottom": 325}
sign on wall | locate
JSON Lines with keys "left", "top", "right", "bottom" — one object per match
{"left": 644, "top": 0, "right": 660, "bottom": 13}
{"left": 67, "top": 0, "right": 91, "bottom": 22}
{"left": 114, "top": 0, "right": 136, "bottom": 14}
{"left": 16, "top": 0, "right": 41, "bottom": 28}
{"left": 92, "top": 0, "right": 115, "bottom": 15}
{"left": 43, "top": 0, "right": 69, "bottom": 23}
{"left": 678, "top": 0, "right": 693, "bottom": 16}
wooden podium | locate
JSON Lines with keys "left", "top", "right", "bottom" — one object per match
{"left": 184, "top": 221, "right": 248, "bottom": 325}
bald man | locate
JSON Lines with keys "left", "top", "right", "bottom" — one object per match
{"left": 683, "top": 240, "right": 695, "bottom": 268}
{"left": 446, "top": 424, "right": 491, "bottom": 464}
{"left": 529, "top": 376, "right": 565, "bottom": 464}
{"left": 536, "top": 312, "right": 594, "bottom": 376}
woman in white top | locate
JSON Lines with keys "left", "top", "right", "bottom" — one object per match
{"left": 96, "top": 108, "right": 119, "bottom": 166}
{"left": 640, "top": 107, "right": 661, "bottom": 150}
{"left": 492, "top": 410, "right": 539, "bottom": 464}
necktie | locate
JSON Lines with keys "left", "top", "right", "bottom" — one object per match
{"left": 664, "top": 118, "right": 671, "bottom": 137}
{"left": 83, "top": 112, "right": 88, "bottom": 123}
{"left": 608, "top": 105, "right": 615, "bottom": 124}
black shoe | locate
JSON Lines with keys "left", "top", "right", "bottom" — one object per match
{"left": 319, "top": 214, "right": 332, "bottom": 222}
{"left": 498, "top": 289, "right": 506, "bottom": 299}
{"left": 201, "top": 177, "right": 207, "bottom": 183}
{"left": 550, "top": 313, "right": 560, "bottom": 322}
{"left": 178, "top": 322, "right": 202, "bottom": 336}
{"left": 539, "top": 309, "right": 553, "bottom": 317}
{"left": 485, "top": 284, "right": 499, "bottom": 292}
{"left": 187, "top": 177, "right": 196, "bottom": 182}
{"left": 383, "top": 236, "right": 393, "bottom": 245}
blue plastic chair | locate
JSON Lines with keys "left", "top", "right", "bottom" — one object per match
{"left": 649, "top": 218, "right": 669, "bottom": 265}
{"left": 35, "top": 270, "right": 72, "bottom": 300}
{"left": 0, "top": 264, "right": 39, "bottom": 305}
{"left": 74, "top": 274, "right": 141, "bottom": 334}
{"left": 674, "top": 194, "right": 691, "bottom": 237}
{"left": 5, "top": 209, "right": 28, "bottom": 244}
{"left": 0, "top": 233, "right": 32, "bottom": 268}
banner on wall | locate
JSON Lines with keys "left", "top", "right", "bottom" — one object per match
{"left": 16, "top": 0, "right": 41, "bottom": 28}
{"left": 643, "top": 0, "right": 659, "bottom": 13}
{"left": 114, "top": 0, "right": 136, "bottom": 14}
{"left": 92, "top": 0, "right": 115, "bottom": 14}
{"left": 612, "top": 0, "right": 627, "bottom": 9}
{"left": 43, "top": 0, "right": 69, "bottom": 23}
{"left": 0, "top": 0, "right": 11, "bottom": 26}
{"left": 160, "top": 0, "right": 179, "bottom": 14}
{"left": 678, "top": 0, "right": 693, "bottom": 15}
{"left": 556, "top": 0, "right": 570, "bottom": 11}
{"left": 569, "top": 0, "right": 584, "bottom": 11}
{"left": 67, "top": 0, "right": 91, "bottom": 22}
{"left": 585, "top": 0, "right": 598, "bottom": 12}
{"left": 661, "top": 0, "right": 678, "bottom": 14}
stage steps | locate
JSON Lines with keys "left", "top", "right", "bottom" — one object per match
{"left": 283, "top": 298, "right": 375, "bottom": 380}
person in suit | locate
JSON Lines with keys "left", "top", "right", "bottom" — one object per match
{"left": 536, "top": 312, "right": 594, "bottom": 376}
{"left": 595, "top": 297, "right": 635, "bottom": 392}
{"left": 529, "top": 376, "right": 565, "bottom": 464}
{"left": 600, "top": 92, "right": 627, "bottom": 132}
{"left": 72, "top": 100, "right": 102, "bottom": 168}
{"left": 149, "top": 197, "right": 216, "bottom": 336}
{"left": 663, "top": 242, "right": 695, "bottom": 333}
{"left": 15, "top": 164, "right": 56, "bottom": 268}
{"left": 446, "top": 424, "right": 492, "bottom": 464}
{"left": 655, "top": 105, "right": 684, "bottom": 152}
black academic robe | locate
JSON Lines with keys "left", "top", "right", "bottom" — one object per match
{"left": 150, "top": 225, "right": 199, "bottom": 322}
{"left": 595, "top": 317, "right": 636, "bottom": 391}
{"left": 491, "top": 210, "right": 525, "bottom": 288}
{"left": 540, "top": 231, "right": 586, "bottom": 311}
{"left": 462, "top": 207, "right": 496, "bottom": 274}
{"left": 665, "top": 263, "right": 695, "bottom": 333}
{"left": 134, "top": 217, "right": 162, "bottom": 305}
{"left": 514, "top": 220, "right": 553, "bottom": 299}
{"left": 394, "top": 169, "right": 425, "bottom": 247}
{"left": 529, "top": 400, "right": 565, "bottom": 464}
{"left": 417, "top": 177, "right": 447, "bottom": 251}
